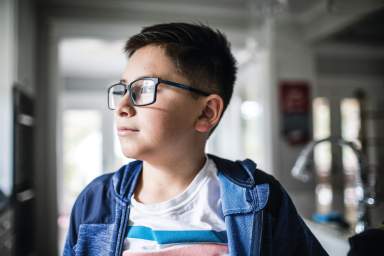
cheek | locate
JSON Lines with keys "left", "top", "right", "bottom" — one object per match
{"left": 143, "top": 110, "right": 193, "bottom": 142}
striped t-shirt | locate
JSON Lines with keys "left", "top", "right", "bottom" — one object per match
{"left": 122, "top": 157, "right": 228, "bottom": 256}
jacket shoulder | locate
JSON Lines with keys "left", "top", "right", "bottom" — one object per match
{"left": 209, "top": 154, "right": 278, "bottom": 214}
{"left": 208, "top": 153, "right": 277, "bottom": 187}
{"left": 72, "top": 172, "right": 116, "bottom": 225}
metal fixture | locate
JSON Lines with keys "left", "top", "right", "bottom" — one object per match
{"left": 291, "top": 136, "right": 376, "bottom": 233}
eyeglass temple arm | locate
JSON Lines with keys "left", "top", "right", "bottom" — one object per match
{"left": 159, "top": 79, "right": 210, "bottom": 96}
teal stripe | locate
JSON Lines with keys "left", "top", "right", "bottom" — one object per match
{"left": 126, "top": 226, "right": 227, "bottom": 244}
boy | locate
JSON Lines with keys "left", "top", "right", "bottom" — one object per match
{"left": 64, "top": 23, "right": 328, "bottom": 256}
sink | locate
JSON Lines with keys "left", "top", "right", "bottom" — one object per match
{"left": 305, "top": 219, "right": 350, "bottom": 256}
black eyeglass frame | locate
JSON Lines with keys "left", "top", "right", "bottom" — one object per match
{"left": 107, "top": 77, "right": 210, "bottom": 110}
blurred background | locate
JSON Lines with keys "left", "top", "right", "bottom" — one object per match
{"left": 1, "top": 0, "right": 384, "bottom": 255}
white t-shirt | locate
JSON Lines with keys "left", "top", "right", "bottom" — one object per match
{"left": 122, "top": 157, "right": 228, "bottom": 256}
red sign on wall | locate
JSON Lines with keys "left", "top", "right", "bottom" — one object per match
{"left": 280, "top": 81, "right": 311, "bottom": 145}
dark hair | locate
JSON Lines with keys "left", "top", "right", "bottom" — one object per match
{"left": 124, "top": 22, "right": 237, "bottom": 118}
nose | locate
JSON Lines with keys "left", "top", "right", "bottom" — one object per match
{"left": 115, "top": 94, "right": 136, "bottom": 117}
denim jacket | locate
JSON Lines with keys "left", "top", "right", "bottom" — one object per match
{"left": 64, "top": 154, "right": 328, "bottom": 256}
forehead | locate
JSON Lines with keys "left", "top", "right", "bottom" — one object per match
{"left": 122, "top": 45, "right": 180, "bottom": 83}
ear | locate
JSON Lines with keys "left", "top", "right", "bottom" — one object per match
{"left": 195, "top": 94, "right": 224, "bottom": 133}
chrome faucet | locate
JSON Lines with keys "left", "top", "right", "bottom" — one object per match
{"left": 291, "top": 136, "right": 376, "bottom": 233}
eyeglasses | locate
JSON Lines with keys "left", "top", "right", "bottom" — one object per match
{"left": 107, "top": 77, "right": 210, "bottom": 110}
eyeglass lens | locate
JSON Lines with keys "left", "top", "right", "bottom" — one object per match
{"left": 109, "top": 79, "right": 156, "bottom": 109}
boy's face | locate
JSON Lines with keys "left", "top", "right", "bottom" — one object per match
{"left": 115, "top": 45, "right": 205, "bottom": 160}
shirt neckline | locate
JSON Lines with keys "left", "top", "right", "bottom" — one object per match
{"left": 131, "top": 156, "right": 213, "bottom": 215}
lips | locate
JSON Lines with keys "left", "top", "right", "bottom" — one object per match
{"left": 117, "top": 127, "right": 139, "bottom": 136}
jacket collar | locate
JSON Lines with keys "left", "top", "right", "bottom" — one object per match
{"left": 208, "top": 154, "right": 269, "bottom": 215}
{"left": 112, "top": 153, "right": 263, "bottom": 203}
{"left": 112, "top": 160, "right": 142, "bottom": 203}
{"left": 207, "top": 154, "right": 258, "bottom": 188}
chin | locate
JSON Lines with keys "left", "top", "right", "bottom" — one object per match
{"left": 121, "top": 148, "right": 141, "bottom": 160}
{"left": 121, "top": 145, "right": 170, "bottom": 163}
{"left": 120, "top": 143, "right": 150, "bottom": 160}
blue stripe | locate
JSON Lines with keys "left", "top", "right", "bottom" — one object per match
{"left": 126, "top": 226, "right": 227, "bottom": 244}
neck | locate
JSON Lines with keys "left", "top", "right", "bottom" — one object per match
{"left": 134, "top": 149, "right": 207, "bottom": 204}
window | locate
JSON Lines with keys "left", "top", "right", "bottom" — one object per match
{"left": 313, "top": 97, "right": 332, "bottom": 214}
{"left": 341, "top": 98, "right": 361, "bottom": 175}
{"left": 313, "top": 97, "right": 332, "bottom": 176}
{"left": 341, "top": 98, "right": 361, "bottom": 226}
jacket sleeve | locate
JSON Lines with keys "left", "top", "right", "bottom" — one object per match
{"left": 62, "top": 173, "right": 116, "bottom": 256}
{"left": 63, "top": 191, "right": 86, "bottom": 256}
{"left": 261, "top": 178, "right": 329, "bottom": 256}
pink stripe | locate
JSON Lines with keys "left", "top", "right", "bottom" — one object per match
{"left": 122, "top": 244, "right": 228, "bottom": 256}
